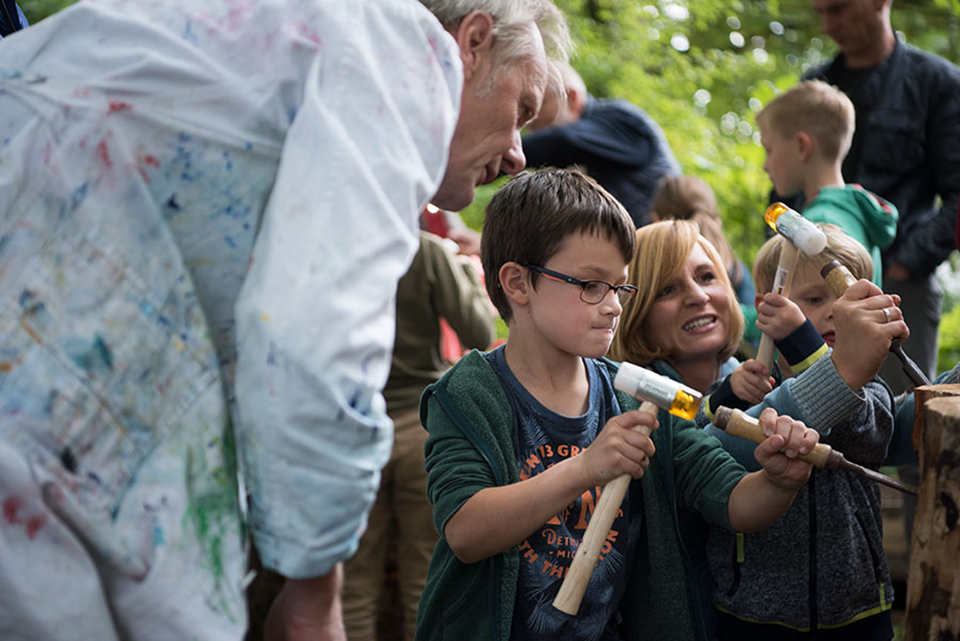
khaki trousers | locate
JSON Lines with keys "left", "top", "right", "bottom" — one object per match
{"left": 342, "top": 406, "right": 437, "bottom": 641}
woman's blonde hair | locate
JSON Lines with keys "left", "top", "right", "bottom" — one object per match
{"left": 610, "top": 220, "right": 745, "bottom": 366}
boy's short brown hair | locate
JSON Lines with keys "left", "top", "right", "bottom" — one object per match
{"left": 609, "top": 220, "right": 745, "bottom": 366}
{"left": 753, "top": 222, "right": 873, "bottom": 294}
{"left": 756, "top": 79, "right": 855, "bottom": 162}
{"left": 481, "top": 168, "right": 636, "bottom": 322}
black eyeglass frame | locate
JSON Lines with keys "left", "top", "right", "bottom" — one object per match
{"left": 524, "top": 265, "right": 638, "bottom": 305}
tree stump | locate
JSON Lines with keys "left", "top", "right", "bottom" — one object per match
{"left": 905, "top": 387, "right": 960, "bottom": 640}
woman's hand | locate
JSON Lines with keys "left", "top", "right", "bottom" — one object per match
{"left": 831, "top": 279, "right": 909, "bottom": 390}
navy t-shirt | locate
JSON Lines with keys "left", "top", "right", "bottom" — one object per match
{"left": 486, "top": 347, "right": 643, "bottom": 641}
{"left": 0, "top": 2, "right": 27, "bottom": 39}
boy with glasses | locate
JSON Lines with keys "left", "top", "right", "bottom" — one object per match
{"left": 415, "top": 168, "right": 822, "bottom": 641}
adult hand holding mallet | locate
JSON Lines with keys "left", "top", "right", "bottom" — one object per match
{"left": 820, "top": 260, "right": 930, "bottom": 388}
{"left": 553, "top": 363, "right": 700, "bottom": 615}
{"left": 755, "top": 203, "right": 827, "bottom": 369}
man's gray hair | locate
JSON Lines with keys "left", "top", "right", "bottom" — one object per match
{"left": 421, "top": 0, "right": 572, "bottom": 72}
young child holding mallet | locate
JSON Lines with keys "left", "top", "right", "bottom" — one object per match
{"left": 703, "top": 223, "right": 909, "bottom": 640}
{"left": 414, "top": 168, "right": 820, "bottom": 641}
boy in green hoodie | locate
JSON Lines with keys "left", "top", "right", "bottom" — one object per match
{"left": 415, "top": 168, "right": 822, "bottom": 641}
{"left": 757, "top": 79, "right": 898, "bottom": 285}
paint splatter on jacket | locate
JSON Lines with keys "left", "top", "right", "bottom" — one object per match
{"left": 0, "top": 0, "right": 460, "bottom": 635}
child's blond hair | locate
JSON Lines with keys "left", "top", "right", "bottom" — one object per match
{"left": 753, "top": 222, "right": 873, "bottom": 294}
{"left": 756, "top": 79, "right": 855, "bottom": 162}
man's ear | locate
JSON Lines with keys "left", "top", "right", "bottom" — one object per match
{"left": 565, "top": 84, "right": 582, "bottom": 114}
{"left": 754, "top": 293, "right": 765, "bottom": 310}
{"left": 796, "top": 131, "right": 814, "bottom": 162}
{"left": 500, "top": 262, "right": 531, "bottom": 306}
{"left": 453, "top": 11, "right": 495, "bottom": 82}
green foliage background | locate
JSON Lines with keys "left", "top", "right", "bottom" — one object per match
{"left": 20, "top": 0, "right": 960, "bottom": 370}
{"left": 20, "top": 0, "right": 73, "bottom": 22}
{"left": 460, "top": 0, "right": 960, "bottom": 260}
{"left": 456, "top": 0, "right": 960, "bottom": 368}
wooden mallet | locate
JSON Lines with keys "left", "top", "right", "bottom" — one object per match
{"left": 755, "top": 203, "right": 827, "bottom": 369}
{"left": 713, "top": 406, "right": 919, "bottom": 495}
{"left": 552, "top": 362, "right": 701, "bottom": 615}
{"left": 820, "top": 259, "right": 930, "bottom": 388}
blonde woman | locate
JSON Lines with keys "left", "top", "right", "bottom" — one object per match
{"left": 651, "top": 175, "right": 759, "bottom": 351}
{"left": 614, "top": 220, "right": 906, "bottom": 639}
{"left": 609, "top": 219, "right": 770, "bottom": 640}
{"left": 610, "top": 220, "right": 768, "bottom": 404}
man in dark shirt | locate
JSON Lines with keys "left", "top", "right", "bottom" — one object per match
{"left": 780, "top": 0, "right": 960, "bottom": 395}
{"left": 522, "top": 62, "right": 680, "bottom": 228}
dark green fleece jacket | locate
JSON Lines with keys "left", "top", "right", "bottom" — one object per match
{"left": 803, "top": 185, "right": 898, "bottom": 285}
{"left": 414, "top": 351, "right": 748, "bottom": 641}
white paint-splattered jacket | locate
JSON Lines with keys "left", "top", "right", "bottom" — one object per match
{"left": 0, "top": 0, "right": 461, "bottom": 583}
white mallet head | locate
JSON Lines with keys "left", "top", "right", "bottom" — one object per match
{"left": 767, "top": 204, "right": 827, "bottom": 255}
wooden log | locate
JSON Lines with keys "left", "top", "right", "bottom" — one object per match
{"left": 913, "top": 384, "right": 960, "bottom": 452}
{"left": 904, "top": 393, "right": 960, "bottom": 640}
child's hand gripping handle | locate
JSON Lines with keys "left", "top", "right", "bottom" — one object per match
{"left": 552, "top": 400, "right": 656, "bottom": 615}
{"left": 756, "top": 203, "right": 827, "bottom": 370}
{"left": 553, "top": 363, "right": 701, "bottom": 615}
{"left": 755, "top": 242, "right": 800, "bottom": 369}
{"left": 713, "top": 406, "right": 835, "bottom": 468}
{"left": 713, "top": 405, "right": 920, "bottom": 495}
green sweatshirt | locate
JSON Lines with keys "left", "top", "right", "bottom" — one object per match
{"left": 415, "top": 351, "right": 748, "bottom": 641}
{"left": 803, "top": 185, "right": 898, "bottom": 285}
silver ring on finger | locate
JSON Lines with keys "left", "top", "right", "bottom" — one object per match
{"left": 882, "top": 307, "right": 893, "bottom": 323}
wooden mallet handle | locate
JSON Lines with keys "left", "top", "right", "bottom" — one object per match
{"left": 552, "top": 400, "right": 657, "bottom": 615}
{"left": 755, "top": 241, "right": 801, "bottom": 369}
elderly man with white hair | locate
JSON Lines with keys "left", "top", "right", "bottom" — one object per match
{"left": 0, "top": 1, "right": 570, "bottom": 639}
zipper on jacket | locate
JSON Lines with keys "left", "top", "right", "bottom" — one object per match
{"left": 432, "top": 383, "right": 504, "bottom": 638}
{"left": 726, "top": 533, "right": 743, "bottom": 598}
{"left": 808, "top": 472, "right": 819, "bottom": 634}
{"left": 853, "top": 504, "right": 887, "bottom": 608}
{"left": 658, "top": 409, "right": 711, "bottom": 641}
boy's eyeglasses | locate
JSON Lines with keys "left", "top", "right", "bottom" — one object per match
{"left": 525, "top": 265, "right": 638, "bottom": 305}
